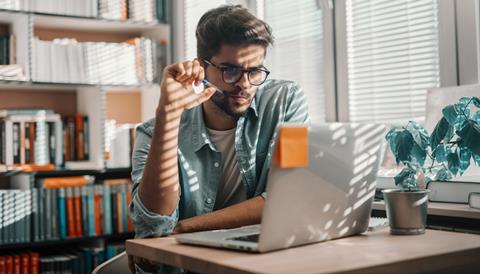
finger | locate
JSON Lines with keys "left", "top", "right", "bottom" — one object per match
{"left": 195, "top": 66, "right": 205, "bottom": 86}
{"left": 173, "top": 62, "right": 186, "bottom": 81}
{"left": 192, "top": 59, "right": 201, "bottom": 82}
{"left": 184, "top": 87, "right": 216, "bottom": 110}
{"left": 178, "top": 61, "right": 194, "bottom": 82}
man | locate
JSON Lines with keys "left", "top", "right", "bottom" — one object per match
{"left": 128, "top": 4, "right": 309, "bottom": 273}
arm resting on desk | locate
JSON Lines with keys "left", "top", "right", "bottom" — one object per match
{"left": 174, "top": 196, "right": 264, "bottom": 234}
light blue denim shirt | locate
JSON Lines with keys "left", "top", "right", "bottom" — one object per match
{"left": 129, "top": 79, "right": 309, "bottom": 273}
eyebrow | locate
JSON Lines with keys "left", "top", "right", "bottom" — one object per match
{"left": 219, "top": 62, "right": 266, "bottom": 70}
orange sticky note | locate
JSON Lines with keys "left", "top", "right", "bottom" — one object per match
{"left": 273, "top": 126, "right": 308, "bottom": 168}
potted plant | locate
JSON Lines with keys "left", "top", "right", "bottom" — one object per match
{"left": 383, "top": 96, "right": 480, "bottom": 235}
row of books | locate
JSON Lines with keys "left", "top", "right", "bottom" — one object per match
{"left": 0, "top": 109, "right": 89, "bottom": 166}
{"left": 0, "top": 0, "right": 168, "bottom": 23}
{"left": 105, "top": 120, "right": 136, "bottom": 169}
{"left": 100, "top": 0, "right": 167, "bottom": 23}
{"left": 32, "top": 37, "right": 158, "bottom": 85}
{"left": 0, "top": 243, "right": 125, "bottom": 274}
{"left": 0, "top": 176, "right": 134, "bottom": 244}
{"left": 0, "top": 0, "right": 99, "bottom": 17}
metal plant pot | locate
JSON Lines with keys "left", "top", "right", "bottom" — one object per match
{"left": 382, "top": 189, "right": 430, "bottom": 235}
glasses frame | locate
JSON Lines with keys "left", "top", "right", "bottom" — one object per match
{"left": 203, "top": 59, "right": 270, "bottom": 86}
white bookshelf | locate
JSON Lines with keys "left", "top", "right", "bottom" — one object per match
{"left": 0, "top": 7, "right": 169, "bottom": 170}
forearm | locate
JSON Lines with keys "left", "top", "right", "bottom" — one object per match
{"left": 138, "top": 104, "right": 183, "bottom": 215}
{"left": 175, "top": 196, "right": 265, "bottom": 234}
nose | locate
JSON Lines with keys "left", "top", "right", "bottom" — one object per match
{"left": 234, "top": 71, "right": 251, "bottom": 91}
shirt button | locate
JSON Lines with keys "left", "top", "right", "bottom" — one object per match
{"left": 206, "top": 198, "right": 213, "bottom": 204}
{"left": 214, "top": 162, "right": 220, "bottom": 168}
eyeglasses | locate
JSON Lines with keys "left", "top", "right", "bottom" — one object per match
{"left": 203, "top": 59, "right": 270, "bottom": 86}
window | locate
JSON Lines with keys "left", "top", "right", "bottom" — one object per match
{"left": 339, "top": 0, "right": 441, "bottom": 123}
{"left": 263, "top": 0, "right": 334, "bottom": 123}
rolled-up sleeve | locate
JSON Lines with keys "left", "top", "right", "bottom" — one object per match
{"left": 129, "top": 120, "right": 179, "bottom": 238}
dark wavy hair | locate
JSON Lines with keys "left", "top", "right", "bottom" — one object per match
{"left": 196, "top": 5, "right": 274, "bottom": 60}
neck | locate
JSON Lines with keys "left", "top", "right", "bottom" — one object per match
{"left": 202, "top": 100, "right": 237, "bottom": 130}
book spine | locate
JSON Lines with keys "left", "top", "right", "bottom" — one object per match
{"left": 102, "top": 184, "right": 112, "bottom": 235}
{"left": 66, "top": 187, "right": 75, "bottom": 237}
{"left": 73, "top": 187, "right": 83, "bottom": 237}
{"left": 5, "top": 256, "right": 12, "bottom": 274}
{"left": 83, "top": 116, "right": 89, "bottom": 160}
{"left": 24, "top": 122, "right": 30, "bottom": 164}
{"left": 44, "top": 188, "right": 52, "bottom": 240}
{"left": 87, "top": 185, "right": 95, "bottom": 236}
{"left": 48, "top": 122, "right": 56, "bottom": 164}
{"left": 29, "top": 122, "right": 36, "bottom": 165}
{"left": 50, "top": 188, "right": 58, "bottom": 240}
{"left": 116, "top": 186, "right": 122, "bottom": 233}
{"left": 94, "top": 185, "right": 102, "bottom": 236}
{"left": 38, "top": 187, "right": 44, "bottom": 241}
{"left": 24, "top": 190, "right": 31, "bottom": 243}
{"left": 75, "top": 114, "right": 84, "bottom": 161}
{"left": 111, "top": 185, "right": 117, "bottom": 234}
{"left": 57, "top": 188, "right": 67, "bottom": 239}
{"left": 13, "top": 255, "right": 20, "bottom": 274}
{"left": 30, "top": 252, "right": 39, "bottom": 274}
{"left": 121, "top": 184, "right": 127, "bottom": 233}
{"left": 19, "top": 121, "right": 25, "bottom": 165}
{"left": 0, "top": 256, "right": 5, "bottom": 274}
{"left": 21, "top": 254, "right": 29, "bottom": 274}
{"left": 31, "top": 188, "right": 39, "bottom": 242}
{"left": 126, "top": 183, "right": 134, "bottom": 232}
{"left": 0, "top": 121, "right": 5, "bottom": 164}
{"left": 81, "top": 186, "right": 88, "bottom": 237}
{"left": 12, "top": 122, "right": 20, "bottom": 164}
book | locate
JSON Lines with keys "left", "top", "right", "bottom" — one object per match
{"left": 469, "top": 192, "right": 480, "bottom": 209}
{"left": 427, "top": 180, "right": 480, "bottom": 203}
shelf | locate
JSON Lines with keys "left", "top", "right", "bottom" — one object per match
{"left": 0, "top": 8, "right": 168, "bottom": 34}
{"left": 0, "top": 80, "right": 160, "bottom": 91}
{"left": 33, "top": 167, "right": 132, "bottom": 179}
{"left": 0, "top": 232, "right": 134, "bottom": 250}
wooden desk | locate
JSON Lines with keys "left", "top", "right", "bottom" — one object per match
{"left": 126, "top": 228, "right": 480, "bottom": 274}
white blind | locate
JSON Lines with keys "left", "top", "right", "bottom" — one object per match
{"left": 345, "top": 0, "right": 440, "bottom": 123}
{"left": 264, "top": 0, "right": 326, "bottom": 123}
{"left": 183, "top": 0, "right": 250, "bottom": 60}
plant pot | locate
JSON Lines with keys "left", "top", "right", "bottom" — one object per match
{"left": 382, "top": 189, "right": 430, "bottom": 235}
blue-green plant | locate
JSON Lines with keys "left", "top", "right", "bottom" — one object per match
{"left": 385, "top": 96, "right": 480, "bottom": 190}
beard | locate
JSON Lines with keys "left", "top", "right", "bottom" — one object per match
{"left": 210, "top": 91, "right": 251, "bottom": 119}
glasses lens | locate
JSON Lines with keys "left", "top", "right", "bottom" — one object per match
{"left": 223, "top": 67, "right": 243, "bottom": 84}
{"left": 249, "top": 69, "right": 268, "bottom": 85}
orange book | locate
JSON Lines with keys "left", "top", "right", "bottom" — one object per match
{"left": 29, "top": 122, "right": 35, "bottom": 164}
{"left": 94, "top": 186, "right": 103, "bottom": 236}
{"left": 42, "top": 176, "right": 90, "bottom": 189}
{"left": 73, "top": 187, "right": 83, "bottom": 237}
{"left": 66, "top": 188, "right": 76, "bottom": 237}
{"left": 74, "top": 114, "right": 84, "bottom": 161}
{"left": 20, "top": 254, "right": 29, "bottom": 274}
{"left": 29, "top": 253, "right": 39, "bottom": 274}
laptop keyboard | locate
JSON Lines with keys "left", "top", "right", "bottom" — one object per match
{"left": 228, "top": 233, "right": 260, "bottom": 243}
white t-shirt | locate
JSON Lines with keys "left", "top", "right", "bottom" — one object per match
{"left": 206, "top": 127, "right": 247, "bottom": 210}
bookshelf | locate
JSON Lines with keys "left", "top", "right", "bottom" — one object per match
{"left": 0, "top": 1, "right": 169, "bottom": 272}
{"left": 0, "top": 4, "right": 167, "bottom": 171}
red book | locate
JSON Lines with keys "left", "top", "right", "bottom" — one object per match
{"left": 5, "top": 256, "right": 12, "bottom": 274}
{"left": 29, "top": 253, "right": 39, "bottom": 274}
{"left": 94, "top": 188, "right": 103, "bottom": 235}
{"left": 20, "top": 254, "right": 29, "bottom": 274}
{"left": 0, "top": 256, "right": 6, "bottom": 274}
{"left": 74, "top": 187, "right": 83, "bottom": 237}
{"left": 12, "top": 255, "right": 20, "bottom": 274}
{"left": 126, "top": 187, "right": 134, "bottom": 232}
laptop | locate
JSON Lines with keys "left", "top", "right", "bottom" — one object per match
{"left": 175, "top": 123, "right": 386, "bottom": 253}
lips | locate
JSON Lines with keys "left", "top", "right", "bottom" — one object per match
{"left": 229, "top": 95, "right": 249, "bottom": 104}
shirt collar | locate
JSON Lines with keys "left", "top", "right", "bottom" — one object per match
{"left": 190, "top": 96, "right": 259, "bottom": 152}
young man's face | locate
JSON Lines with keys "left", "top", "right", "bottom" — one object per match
{"left": 205, "top": 44, "right": 266, "bottom": 118}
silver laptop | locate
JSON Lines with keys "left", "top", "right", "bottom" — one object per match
{"left": 175, "top": 123, "right": 386, "bottom": 253}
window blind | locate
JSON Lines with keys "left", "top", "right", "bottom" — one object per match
{"left": 345, "top": 0, "right": 440, "bottom": 123}
{"left": 183, "top": 0, "right": 227, "bottom": 60}
{"left": 264, "top": 0, "right": 326, "bottom": 123}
